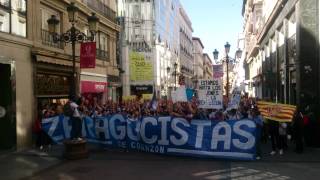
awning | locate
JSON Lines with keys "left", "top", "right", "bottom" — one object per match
{"left": 81, "top": 81, "right": 107, "bottom": 93}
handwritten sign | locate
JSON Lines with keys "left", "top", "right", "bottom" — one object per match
{"left": 227, "top": 88, "right": 241, "bottom": 110}
{"left": 198, "top": 79, "right": 223, "bottom": 109}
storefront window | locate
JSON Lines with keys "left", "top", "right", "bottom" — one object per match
{"left": 0, "top": 0, "right": 27, "bottom": 37}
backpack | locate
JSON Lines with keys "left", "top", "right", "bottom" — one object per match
{"left": 63, "top": 102, "right": 74, "bottom": 117}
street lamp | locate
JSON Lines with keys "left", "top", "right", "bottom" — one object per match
{"left": 167, "top": 66, "right": 171, "bottom": 97}
{"left": 47, "top": 2, "right": 99, "bottom": 159}
{"left": 47, "top": 2, "right": 99, "bottom": 99}
{"left": 213, "top": 42, "right": 242, "bottom": 101}
{"left": 173, "top": 62, "right": 178, "bottom": 90}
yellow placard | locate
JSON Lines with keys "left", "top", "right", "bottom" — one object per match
{"left": 257, "top": 101, "right": 296, "bottom": 122}
{"left": 142, "top": 94, "right": 153, "bottom": 100}
{"left": 129, "top": 51, "right": 153, "bottom": 81}
{"left": 122, "top": 95, "right": 136, "bottom": 101}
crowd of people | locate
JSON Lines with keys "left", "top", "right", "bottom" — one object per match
{"left": 34, "top": 94, "right": 307, "bottom": 160}
{"left": 37, "top": 95, "right": 259, "bottom": 122}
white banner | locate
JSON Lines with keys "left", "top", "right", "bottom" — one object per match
{"left": 227, "top": 88, "right": 241, "bottom": 110}
{"left": 198, "top": 79, "right": 223, "bottom": 109}
{"left": 171, "top": 86, "right": 187, "bottom": 103}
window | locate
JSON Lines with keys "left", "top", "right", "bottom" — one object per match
{"left": 40, "top": 5, "right": 63, "bottom": 48}
{"left": 0, "top": 0, "right": 26, "bottom": 37}
{"left": 97, "top": 31, "right": 109, "bottom": 60}
{"left": 40, "top": 5, "right": 61, "bottom": 34}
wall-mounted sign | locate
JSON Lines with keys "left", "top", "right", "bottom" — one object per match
{"left": 80, "top": 42, "right": 96, "bottom": 68}
{"left": 36, "top": 73, "right": 70, "bottom": 96}
{"left": 129, "top": 51, "right": 153, "bottom": 81}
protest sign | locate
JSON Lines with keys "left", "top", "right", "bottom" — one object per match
{"left": 171, "top": 86, "right": 188, "bottom": 103}
{"left": 198, "top": 79, "right": 223, "bottom": 109}
{"left": 213, "top": 65, "right": 223, "bottom": 78}
{"left": 227, "top": 88, "right": 241, "bottom": 110}
{"left": 186, "top": 88, "right": 194, "bottom": 101}
{"left": 257, "top": 101, "right": 296, "bottom": 122}
{"left": 142, "top": 94, "right": 153, "bottom": 100}
{"left": 42, "top": 115, "right": 257, "bottom": 160}
{"left": 122, "top": 95, "right": 136, "bottom": 101}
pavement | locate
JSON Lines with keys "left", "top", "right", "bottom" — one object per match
{"left": 1, "top": 142, "right": 320, "bottom": 180}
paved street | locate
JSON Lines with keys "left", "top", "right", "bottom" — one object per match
{"left": 1, "top": 143, "right": 320, "bottom": 180}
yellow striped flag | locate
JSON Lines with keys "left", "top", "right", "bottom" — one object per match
{"left": 257, "top": 101, "right": 297, "bottom": 122}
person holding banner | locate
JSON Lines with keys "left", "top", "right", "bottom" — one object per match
{"left": 268, "top": 120, "right": 281, "bottom": 156}
{"left": 250, "top": 108, "right": 263, "bottom": 160}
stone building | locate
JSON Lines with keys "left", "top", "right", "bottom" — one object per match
{"left": 192, "top": 37, "right": 204, "bottom": 89}
{"left": 203, "top": 53, "right": 213, "bottom": 80}
{"left": 178, "top": 5, "right": 193, "bottom": 88}
{"left": 0, "top": 0, "right": 119, "bottom": 150}
{"left": 242, "top": 0, "right": 320, "bottom": 146}
{"left": 117, "top": 0, "right": 193, "bottom": 98}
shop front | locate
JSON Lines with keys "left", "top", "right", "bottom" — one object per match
{"left": 35, "top": 63, "right": 73, "bottom": 114}
{"left": 0, "top": 57, "right": 16, "bottom": 151}
{"left": 80, "top": 72, "right": 107, "bottom": 103}
{"left": 33, "top": 51, "right": 77, "bottom": 119}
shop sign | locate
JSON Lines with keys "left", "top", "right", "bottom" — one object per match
{"left": 36, "top": 74, "right": 70, "bottom": 96}
{"left": 80, "top": 42, "right": 96, "bottom": 68}
{"left": 81, "top": 81, "right": 107, "bottom": 93}
{"left": 130, "top": 85, "right": 153, "bottom": 94}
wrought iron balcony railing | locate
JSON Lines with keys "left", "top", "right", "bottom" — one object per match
{"left": 41, "top": 29, "right": 64, "bottom": 49}
{"left": 85, "top": 0, "right": 116, "bottom": 23}
{"left": 96, "top": 49, "right": 109, "bottom": 61}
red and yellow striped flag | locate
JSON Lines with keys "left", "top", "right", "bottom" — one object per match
{"left": 257, "top": 101, "right": 296, "bottom": 122}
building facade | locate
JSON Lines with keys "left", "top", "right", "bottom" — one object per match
{"left": 0, "top": 0, "right": 119, "bottom": 150}
{"left": 192, "top": 37, "right": 204, "bottom": 89}
{"left": 118, "top": 0, "right": 193, "bottom": 98}
{"left": 243, "top": 0, "right": 320, "bottom": 146}
{"left": 178, "top": 5, "right": 193, "bottom": 88}
{"left": 203, "top": 53, "right": 213, "bottom": 80}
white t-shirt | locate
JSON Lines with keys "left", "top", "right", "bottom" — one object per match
{"left": 70, "top": 102, "right": 81, "bottom": 117}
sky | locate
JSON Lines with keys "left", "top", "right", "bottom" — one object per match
{"left": 181, "top": 0, "right": 244, "bottom": 63}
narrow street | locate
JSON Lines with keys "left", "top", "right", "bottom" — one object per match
{"left": 1, "top": 143, "right": 319, "bottom": 180}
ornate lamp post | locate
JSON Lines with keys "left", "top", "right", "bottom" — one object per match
{"left": 213, "top": 42, "right": 242, "bottom": 101}
{"left": 167, "top": 66, "right": 171, "bottom": 98}
{"left": 47, "top": 2, "right": 99, "bottom": 160}
{"left": 47, "top": 2, "right": 99, "bottom": 99}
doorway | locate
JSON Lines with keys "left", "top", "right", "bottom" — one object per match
{"left": 0, "top": 63, "right": 16, "bottom": 150}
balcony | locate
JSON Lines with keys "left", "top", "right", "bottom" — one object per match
{"left": 85, "top": 0, "right": 116, "bottom": 23}
{"left": 0, "top": 0, "right": 10, "bottom": 11}
{"left": 96, "top": 49, "right": 109, "bottom": 61}
{"left": 41, "top": 29, "right": 64, "bottom": 49}
{"left": 247, "top": 35, "right": 259, "bottom": 58}
{"left": 17, "top": 7, "right": 26, "bottom": 17}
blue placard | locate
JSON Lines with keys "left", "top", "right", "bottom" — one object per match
{"left": 41, "top": 114, "right": 257, "bottom": 160}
